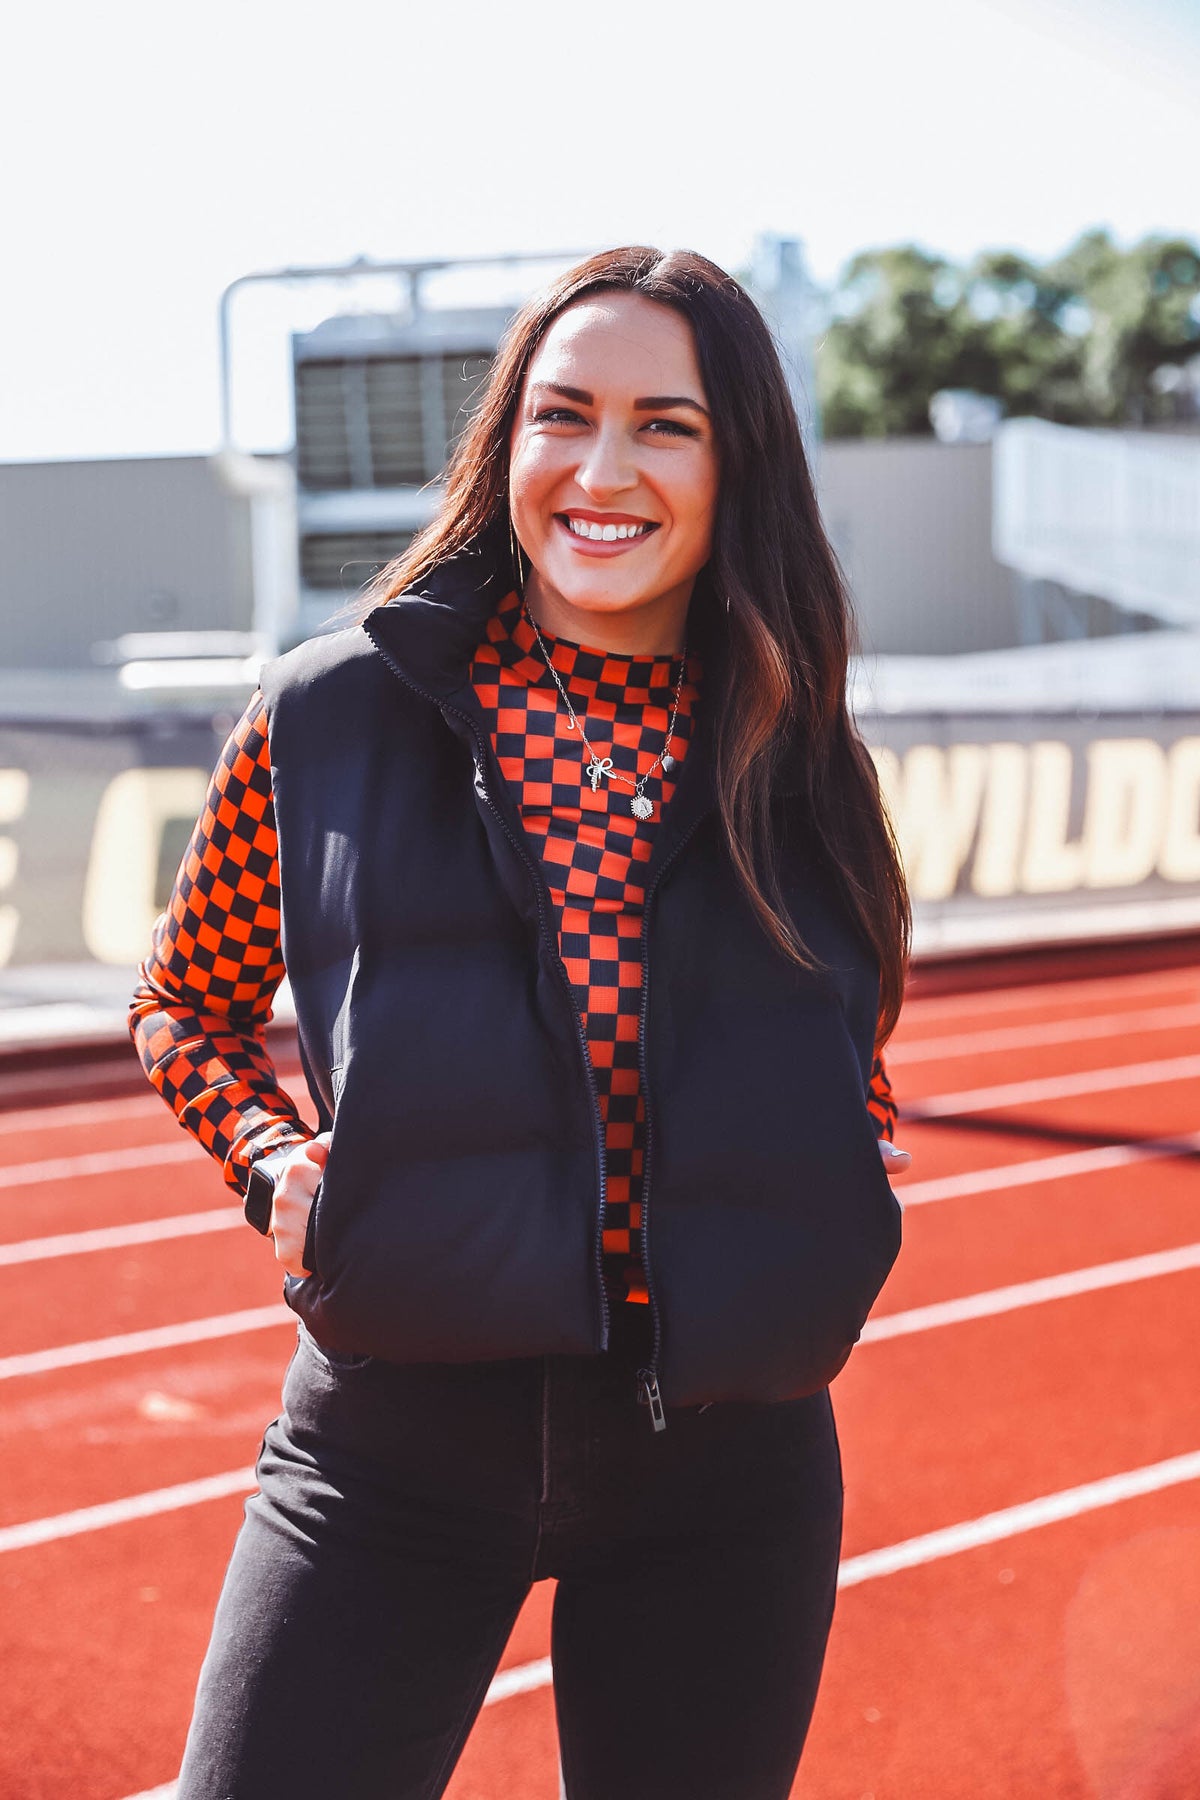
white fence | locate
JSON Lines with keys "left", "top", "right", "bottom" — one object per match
{"left": 993, "top": 419, "right": 1200, "bottom": 628}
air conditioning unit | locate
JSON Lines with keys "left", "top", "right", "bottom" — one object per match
{"left": 292, "top": 305, "right": 512, "bottom": 635}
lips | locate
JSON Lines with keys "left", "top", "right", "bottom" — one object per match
{"left": 555, "top": 511, "right": 660, "bottom": 547}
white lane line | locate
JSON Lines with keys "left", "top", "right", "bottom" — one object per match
{"left": 3, "top": 1135, "right": 1188, "bottom": 1265}
{"left": 70, "top": 1440, "right": 1200, "bottom": 1795}
{"left": 485, "top": 1657, "right": 555, "bottom": 1704}
{"left": 899, "top": 966, "right": 1200, "bottom": 1022}
{"left": 0, "top": 1208, "right": 242, "bottom": 1267}
{"left": 476, "top": 1449, "right": 1200, "bottom": 1702}
{"left": 0, "top": 1096, "right": 162, "bottom": 1137}
{"left": 836, "top": 1448, "right": 1200, "bottom": 1586}
{"left": 908, "top": 1052, "right": 1200, "bottom": 1119}
{"left": 863, "top": 1242, "right": 1200, "bottom": 1342}
{"left": 888, "top": 1002, "right": 1200, "bottom": 1065}
{"left": 115, "top": 1653, "right": 565, "bottom": 1798}
{"left": 11, "top": 1223, "right": 1200, "bottom": 1383}
{"left": 0, "top": 1142, "right": 198, "bottom": 1188}
{"left": 0, "top": 1306, "right": 289, "bottom": 1381}
{"left": 0, "top": 1466, "right": 256, "bottom": 1554}
{"left": 0, "top": 1071, "right": 303, "bottom": 1138}
{"left": 0, "top": 1132, "right": 1186, "bottom": 1277}
{"left": 897, "top": 1130, "right": 1200, "bottom": 1208}
{"left": 7, "top": 1050, "right": 1193, "bottom": 1192}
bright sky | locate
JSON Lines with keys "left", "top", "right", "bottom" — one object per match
{"left": 2, "top": 0, "right": 1196, "bottom": 462}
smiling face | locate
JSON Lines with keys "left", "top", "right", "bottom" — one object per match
{"left": 508, "top": 291, "right": 719, "bottom": 655}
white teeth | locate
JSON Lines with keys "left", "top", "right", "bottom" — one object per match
{"left": 566, "top": 516, "right": 649, "bottom": 542}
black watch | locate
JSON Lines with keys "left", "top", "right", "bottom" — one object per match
{"left": 242, "top": 1145, "right": 297, "bottom": 1235}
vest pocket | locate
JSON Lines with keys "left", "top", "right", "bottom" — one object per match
{"left": 302, "top": 1062, "right": 343, "bottom": 1279}
{"left": 297, "top": 1318, "right": 373, "bottom": 1374}
{"left": 302, "top": 1176, "right": 323, "bottom": 1277}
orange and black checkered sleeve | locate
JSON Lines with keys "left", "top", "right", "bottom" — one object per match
{"left": 866, "top": 1048, "right": 897, "bottom": 1142}
{"left": 128, "top": 694, "right": 313, "bottom": 1194}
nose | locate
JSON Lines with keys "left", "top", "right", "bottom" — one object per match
{"left": 575, "top": 422, "right": 638, "bottom": 499}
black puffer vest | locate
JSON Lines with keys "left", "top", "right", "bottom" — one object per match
{"left": 260, "top": 543, "right": 901, "bottom": 1408}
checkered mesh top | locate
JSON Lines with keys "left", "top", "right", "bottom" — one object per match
{"left": 130, "top": 589, "right": 897, "bottom": 1299}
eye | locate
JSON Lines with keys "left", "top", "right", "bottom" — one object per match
{"left": 532, "top": 407, "right": 584, "bottom": 425}
{"left": 643, "top": 418, "right": 700, "bottom": 438}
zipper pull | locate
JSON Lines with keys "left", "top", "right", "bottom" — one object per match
{"left": 637, "top": 1368, "right": 667, "bottom": 1433}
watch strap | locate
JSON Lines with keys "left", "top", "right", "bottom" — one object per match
{"left": 241, "top": 1142, "right": 305, "bottom": 1235}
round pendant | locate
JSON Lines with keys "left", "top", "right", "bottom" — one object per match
{"left": 660, "top": 752, "right": 677, "bottom": 773}
{"left": 630, "top": 794, "right": 654, "bottom": 821}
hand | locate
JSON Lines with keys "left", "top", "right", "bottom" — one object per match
{"left": 269, "top": 1133, "right": 332, "bottom": 1277}
{"left": 878, "top": 1139, "right": 912, "bottom": 1176}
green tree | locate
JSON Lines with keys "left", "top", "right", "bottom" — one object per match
{"left": 953, "top": 248, "right": 1088, "bottom": 423}
{"left": 1046, "top": 229, "right": 1200, "bottom": 424}
{"left": 815, "top": 229, "right": 1200, "bottom": 438}
{"left": 816, "top": 245, "right": 966, "bottom": 438}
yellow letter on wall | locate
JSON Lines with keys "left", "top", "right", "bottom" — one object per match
{"left": 881, "top": 744, "right": 989, "bottom": 902}
{"left": 1021, "top": 742, "right": 1084, "bottom": 893}
{"left": 1081, "top": 739, "right": 1167, "bottom": 889}
{"left": 971, "top": 744, "right": 1028, "bottom": 898}
{"left": 0, "top": 770, "right": 30, "bottom": 968}
{"left": 82, "top": 768, "right": 208, "bottom": 966}
{"left": 1160, "top": 738, "right": 1200, "bottom": 883}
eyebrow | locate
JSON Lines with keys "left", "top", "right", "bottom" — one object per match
{"left": 531, "top": 381, "right": 710, "bottom": 419}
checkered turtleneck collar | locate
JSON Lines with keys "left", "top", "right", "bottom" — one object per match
{"left": 483, "top": 588, "right": 701, "bottom": 709}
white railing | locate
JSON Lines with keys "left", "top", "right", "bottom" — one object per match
{"left": 992, "top": 418, "right": 1200, "bottom": 628}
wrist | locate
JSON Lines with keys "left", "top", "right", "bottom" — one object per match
{"left": 241, "top": 1140, "right": 308, "bottom": 1235}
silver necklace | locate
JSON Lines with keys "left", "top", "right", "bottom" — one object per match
{"left": 521, "top": 598, "right": 687, "bottom": 822}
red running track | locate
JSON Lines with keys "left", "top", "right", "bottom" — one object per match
{"left": 0, "top": 949, "right": 1198, "bottom": 1800}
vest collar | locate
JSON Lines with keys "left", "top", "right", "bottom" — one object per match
{"left": 363, "top": 531, "right": 515, "bottom": 700}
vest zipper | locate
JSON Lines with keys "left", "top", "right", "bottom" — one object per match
{"left": 634, "top": 812, "right": 710, "bottom": 1433}
{"left": 362, "top": 627, "right": 611, "bottom": 1351}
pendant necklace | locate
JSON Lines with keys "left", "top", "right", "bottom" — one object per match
{"left": 522, "top": 598, "right": 686, "bottom": 822}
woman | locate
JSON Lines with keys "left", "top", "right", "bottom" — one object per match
{"left": 131, "top": 246, "right": 911, "bottom": 1800}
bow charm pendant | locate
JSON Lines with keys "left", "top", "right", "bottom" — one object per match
{"left": 587, "top": 755, "right": 615, "bottom": 792}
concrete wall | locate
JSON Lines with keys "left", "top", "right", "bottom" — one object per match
{"left": 0, "top": 456, "right": 255, "bottom": 669}
{"left": 816, "top": 438, "right": 1018, "bottom": 656}
{"left": 1, "top": 442, "right": 1026, "bottom": 671}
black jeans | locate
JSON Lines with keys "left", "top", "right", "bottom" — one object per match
{"left": 176, "top": 1304, "right": 844, "bottom": 1800}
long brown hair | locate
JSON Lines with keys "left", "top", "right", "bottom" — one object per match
{"left": 362, "top": 247, "right": 910, "bottom": 1042}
